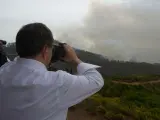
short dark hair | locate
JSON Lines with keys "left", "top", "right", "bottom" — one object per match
{"left": 16, "top": 23, "right": 54, "bottom": 57}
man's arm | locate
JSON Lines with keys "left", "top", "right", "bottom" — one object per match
{"left": 54, "top": 44, "right": 104, "bottom": 109}
{"left": 58, "top": 62, "right": 104, "bottom": 109}
{"left": 0, "top": 53, "right": 8, "bottom": 67}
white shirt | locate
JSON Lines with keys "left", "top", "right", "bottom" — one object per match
{"left": 7, "top": 57, "right": 10, "bottom": 62}
{"left": 13, "top": 56, "right": 19, "bottom": 61}
{"left": 0, "top": 58, "right": 104, "bottom": 120}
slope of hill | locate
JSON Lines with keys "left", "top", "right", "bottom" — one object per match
{"left": 3, "top": 42, "right": 160, "bottom": 76}
{"left": 68, "top": 77, "right": 160, "bottom": 120}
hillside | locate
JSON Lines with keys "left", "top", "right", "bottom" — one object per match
{"left": 67, "top": 77, "right": 160, "bottom": 120}
{"left": 4, "top": 42, "right": 160, "bottom": 76}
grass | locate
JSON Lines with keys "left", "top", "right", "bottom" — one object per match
{"left": 74, "top": 76, "right": 160, "bottom": 120}
{"left": 109, "top": 74, "right": 160, "bottom": 82}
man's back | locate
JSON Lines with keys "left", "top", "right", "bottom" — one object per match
{"left": 0, "top": 58, "right": 104, "bottom": 120}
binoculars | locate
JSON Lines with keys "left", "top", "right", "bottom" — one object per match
{"left": 51, "top": 40, "right": 66, "bottom": 63}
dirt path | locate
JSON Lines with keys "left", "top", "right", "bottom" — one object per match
{"left": 112, "top": 79, "right": 160, "bottom": 85}
{"left": 67, "top": 108, "right": 105, "bottom": 120}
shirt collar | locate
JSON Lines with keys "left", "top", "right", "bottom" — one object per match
{"left": 16, "top": 57, "right": 47, "bottom": 71}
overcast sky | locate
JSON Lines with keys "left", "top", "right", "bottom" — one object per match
{"left": 0, "top": 0, "right": 160, "bottom": 63}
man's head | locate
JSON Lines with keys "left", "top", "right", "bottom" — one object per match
{"left": 0, "top": 40, "right": 5, "bottom": 52}
{"left": 16, "top": 23, "right": 54, "bottom": 66}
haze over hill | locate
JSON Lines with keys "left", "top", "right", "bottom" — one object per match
{"left": 1, "top": 0, "right": 160, "bottom": 63}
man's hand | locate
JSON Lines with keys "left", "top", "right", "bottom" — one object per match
{"left": 62, "top": 44, "right": 81, "bottom": 65}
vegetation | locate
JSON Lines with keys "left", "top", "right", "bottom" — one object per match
{"left": 108, "top": 74, "right": 160, "bottom": 82}
{"left": 77, "top": 76, "right": 160, "bottom": 120}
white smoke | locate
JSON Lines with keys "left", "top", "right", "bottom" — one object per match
{"left": 55, "top": 0, "right": 160, "bottom": 63}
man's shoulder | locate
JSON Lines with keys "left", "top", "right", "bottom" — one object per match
{"left": 30, "top": 70, "right": 65, "bottom": 86}
{"left": 40, "top": 70, "right": 73, "bottom": 86}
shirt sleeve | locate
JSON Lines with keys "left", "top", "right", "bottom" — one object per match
{"left": 57, "top": 62, "right": 104, "bottom": 109}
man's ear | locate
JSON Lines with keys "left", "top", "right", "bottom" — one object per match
{"left": 42, "top": 45, "right": 49, "bottom": 58}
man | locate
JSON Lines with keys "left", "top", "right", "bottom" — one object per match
{"left": 0, "top": 23, "right": 104, "bottom": 120}
{"left": 0, "top": 41, "right": 8, "bottom": 67}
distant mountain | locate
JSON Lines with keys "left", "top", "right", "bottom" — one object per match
{"left": 3, "top": 43, "right": 160, "bottom": 76}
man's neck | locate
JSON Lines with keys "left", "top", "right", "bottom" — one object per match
{"left": 21, "top": 56, "right": 47, "bottom": 68}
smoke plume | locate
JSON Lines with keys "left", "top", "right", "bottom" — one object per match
{"left": 56, "top": 0, "right": 160, "bottom": 63}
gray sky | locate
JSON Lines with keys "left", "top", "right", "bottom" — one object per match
{"left": 0, "top": 0, "right": 160, "bottom": 63}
